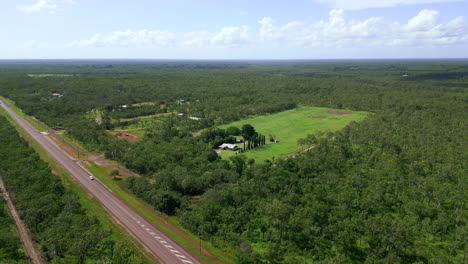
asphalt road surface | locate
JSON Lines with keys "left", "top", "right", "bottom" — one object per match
{"left": 0, "top": 99, "right": 201, "bottom": 264}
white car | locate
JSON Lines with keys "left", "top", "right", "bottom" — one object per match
{"left": 89, "top": 175, "right": 95, "bottom": 180}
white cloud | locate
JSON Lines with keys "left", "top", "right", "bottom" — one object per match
{"left": 17, "top": 0, "right": 74, "bottom": 14}
{"left": 406, "top": 9, "right": 439, "bottom": 31}
{"left": 390, "top": 10, "right": 467, "bottom": 46}
{"left": 69, "top": 10, "right": 468, "bottom": 50}
{"left": 256, "top": 9, "right": 467, "bottom": 48}
{"left": 210, "top": 26, "right": 251, "bottom": 47}
{"left": 258, "top": 10, "right": 386, "bottom": 48}
{"left": 69, "top": 30, "right": 176, "bottom": 47}
{"left": 71, "top": 26, "right": 252, "bottom": 49}
{"left": 312, "top": 0, "right": 463, "bottom": 10}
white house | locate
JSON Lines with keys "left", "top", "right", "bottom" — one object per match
{"left": 218, "top": 143, "right": 239, "bottom": 151}
{"left": 189, "top": 116, "right": 202, "bottom": 121}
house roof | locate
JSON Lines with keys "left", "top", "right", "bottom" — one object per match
{"left": 218, "top": 143, "right": 239, "bottom": 149}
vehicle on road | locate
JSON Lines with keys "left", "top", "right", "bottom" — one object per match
{"left": 89, "top": 175, "right": 94, "bottom": 180}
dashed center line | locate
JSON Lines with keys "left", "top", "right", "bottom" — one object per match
{"left": 132, "top": 218, "right": 196, "bottom": 263}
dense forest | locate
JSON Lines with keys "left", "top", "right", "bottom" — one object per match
{"left": 0, "top": 115, "right": 146, "bottom": 264}
{"left": 0, "top": 60, "right": 466, "bottom": 263}
{"left": 0, "top": 199, "right": 28, "bottom": 263}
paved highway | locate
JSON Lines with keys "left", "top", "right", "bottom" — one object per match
{"left": 0, "top": 99, "right": 201, "bottom": 264}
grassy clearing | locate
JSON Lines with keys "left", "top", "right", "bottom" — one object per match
{"left": 114, "top": 114, "right": 171, "bottom": 130}
{"left": 0, "top": 107, "right": 157, "bottom": 264}
{"left": 219, "top": 106, "right": 369, "bottom": 161}
{"left": 27, "top": 74, "right": 73, "bottom": 78}
{"left": 84, "top": 161, "right": 235, "bottom": 264}
{"left": 131, "top": 102, "right": 157, "bottom": 107}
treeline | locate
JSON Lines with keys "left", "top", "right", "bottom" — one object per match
{"left": 0, "top": 115, "right": 147, "bottom": 264}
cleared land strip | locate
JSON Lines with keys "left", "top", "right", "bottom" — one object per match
{"left": 0, "top": 99, "right": 202, "bottom": 264}
{"left": 0, "top": 177, "right": 47, "bottom": 264}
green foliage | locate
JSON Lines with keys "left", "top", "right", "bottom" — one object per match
{"left": 226, "top": 126, "right": 241, "bottom": 136}
{"left": 241, "top": 124, "right": 256, "bottom": 140}
{"left": 1, "top": 60, "right": 467, "bottom": 263}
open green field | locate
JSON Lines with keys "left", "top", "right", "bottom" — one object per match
{"left": 219, "top": 106, "right": 369, "bottom": 161}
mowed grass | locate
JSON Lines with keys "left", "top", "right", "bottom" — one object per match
{"left": 219, "top": 106, "right": 369, "bottom": 161}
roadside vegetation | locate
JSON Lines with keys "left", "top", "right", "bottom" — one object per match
{"left": 0, "top": 115, "right": 149, "bottom": 264}
{"left": 0, "top": 60, "right": 466, "bottom": 263}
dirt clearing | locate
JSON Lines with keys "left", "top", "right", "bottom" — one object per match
{"left": 109, "top": 131, "right": 140, "bottom": 143}
{"left": 326, "top": 110, "right": 353, "bottom": 115}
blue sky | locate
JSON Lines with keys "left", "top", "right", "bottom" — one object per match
{"left": 1, "top": 0, "right": 468, "bottom": 59}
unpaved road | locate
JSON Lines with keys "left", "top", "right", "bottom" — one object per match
{"left": 0, "top": 177, "right": 47, "bottom": 264}
{"left": 0, "top": 99, "right": 201, "bottom": 264}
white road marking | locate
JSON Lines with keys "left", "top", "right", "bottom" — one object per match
{"left": 145, "top": 228, "right": 150, "bottom": 231}
{"left": 150, "top": 232, "right": 155, "bottom": 235}
{"left": 181, "top": 260, "right": 193, "bottom": 264}
{"left": 160, "top": 240, "right": 168, "bottom": 244}
{"left": 170, "top": 250, "right": 180, "bottom": 253}
{"left": 164, "top": 245, "right": 174, "bottom": 248}
{"left": 175, "top": 254, "right": 187, "bottom": 258}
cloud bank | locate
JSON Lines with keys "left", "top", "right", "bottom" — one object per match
{"left": 69, "top": 9, "right": 468, "bottom": 49}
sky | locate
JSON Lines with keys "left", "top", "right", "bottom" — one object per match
{"left": 1, "top": 0, "right": 468, "bottom": 59}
